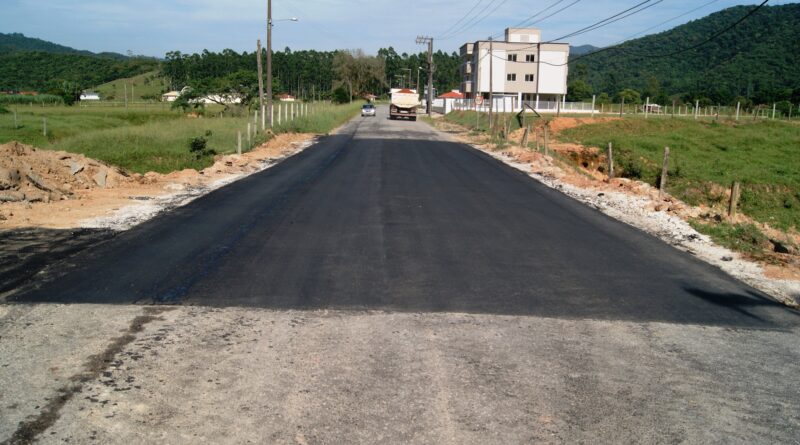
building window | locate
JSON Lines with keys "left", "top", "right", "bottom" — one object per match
{"left": 525, "top": 54, "right": 535, "bottom": 62}
{"left": 525, "top": 74, "right": 535, "bottom": 82}
{"left": 507, "top": 73, "right": 517, "bottom": 81}
{"left": 507, "top": 54, "right": 517, "bottom": 62}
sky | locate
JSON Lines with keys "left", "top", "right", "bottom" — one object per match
{"left": 1, "top": 0, "right": 793, "bottom": 57}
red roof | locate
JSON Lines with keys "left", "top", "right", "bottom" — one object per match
{"left": 438, "top": 91, "right": 464, "bottom": 99}
{"left": 396, "top": 88, "right": 416, "bottom": 94}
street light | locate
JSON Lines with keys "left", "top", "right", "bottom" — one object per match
{"left": 401, "top": 68, "right": 412, "bottom": 89}
{"left": 266, "top": 0, "right": 299, "bottom": 127}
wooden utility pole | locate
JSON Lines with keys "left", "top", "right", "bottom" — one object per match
{"left": 619, "top": 97, "right": 624, "bottom": 117}
{"left": 266, "top": 0, "right": 273, "bottom": 126}
{"left": 257, "top": 39, "right": 265, "bottom": 130}
{"left": 414, "top": 37, "right": 434, "bottom": 116}
{"left": 607, "top": 142, "right": 614, "bottom": 179}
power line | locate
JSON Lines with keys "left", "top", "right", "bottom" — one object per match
{"left": 548, "top": 0, "right": 662, "bottom": 43}
{"left": 439, "top": 0, "right": 511, "bottom": 41}
{"left": 489, "top": 0, "right": 570, "bottom": 38}
{"left": 622, "top": 0, "right": 721, "bottom": 40}
{"left": 437, "top": 0, "right": 485, "bottom": 39}
{"left": 495, "top": 0, "right": 771, "bottom": 67}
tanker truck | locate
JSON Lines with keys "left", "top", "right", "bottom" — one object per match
{"left": 389, "top": 88, "right": 419, "bottom": 121}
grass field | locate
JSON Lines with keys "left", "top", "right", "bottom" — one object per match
{"left": 92, "top": 71, "right": 170, "bottom": 101}
{"left": 0, "top": 102, "right": 362, "bottom": 173}
{"left": 558, "top": 118, "right": 800, "bottom": 232}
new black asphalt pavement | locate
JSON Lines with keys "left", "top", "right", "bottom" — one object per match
{"left": 10, "top": 106, "right": 799, "bottom": 328}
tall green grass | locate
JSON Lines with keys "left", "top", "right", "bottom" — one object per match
{"left": 0, "top": 94, "right": 64, "bottom": 105}
{"left": 558, "top": 118, "right": 800, "bottom": 231}
{"left": 0, "top": 102, "right": 362, "bottom": 174}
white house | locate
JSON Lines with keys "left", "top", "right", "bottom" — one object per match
{"left": 162, "top": 91, "right": 181, "bottom": 102}
{"left": 79, "top": 92, "right": 100, "bottom": 101}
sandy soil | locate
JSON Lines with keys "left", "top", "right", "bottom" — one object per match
{"left": 432, "top": 117, "right": 800, "bottom": 308}
{"left": 0, "top": 133, "right": 316, "bottom": 230}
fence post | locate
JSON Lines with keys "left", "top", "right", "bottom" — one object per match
{"left": 736, "top": 102, "right": 740, "bottom": 121}
{"left": 521, "top": 124, "right": 530, "bottom": 148}
{"left": 247, "top": 123, "right": 251, "bottom": 146}
{"left": 772, "top": 103, "right": 776, "bottom": 120}
{"left": 42, "top": 117, "right": 47, "bottom": 137}
{"left": 695, "top": 100, "right": 699, "bottom": 119}
{"left": 607, "top": 142, "right": 614, "bottom": 179}
{"left": 591, "top": 94, "right": 596, "bottom": 118}
{"left": 262, "top": 105, "right": 266, "bottom": 130}
{"left": 728, "top": 181, "right": 741, "bottom": 217}
{"left": 619, "top": 97, "right": 624, "bottom": 117}
{"left": 645, "top": 97, "right": 650, "bottom": 119}
{"left": 543, "top": 123, "right": 549, "bottom": 156}
{"left": 237, "top": 131, "right": 242, "bottom": 155}
{"left": 659, "top": 146, "right": 670, "bottom": 199}
{"left": 278, "top": 104, "right": 282, "bottom": 126}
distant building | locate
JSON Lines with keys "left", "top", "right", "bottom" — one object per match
{"left": 80, "top": 92, "right": 100, "bottom": 101}
{"left": 162, "top": 91, "right": 181, "bottom": 102}
{"left": 460, "top": 28, "right": 569, "bottom": 111}
{"left": 278, "top": 93, "right": 296, "bottom": 102}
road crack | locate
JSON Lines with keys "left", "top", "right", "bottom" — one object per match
{"left": 1, "top": 306, "right": 173, "bottom": 445}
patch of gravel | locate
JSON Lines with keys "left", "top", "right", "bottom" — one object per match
{"left": 480, "top": 148, "right": 800, "bottom": 309}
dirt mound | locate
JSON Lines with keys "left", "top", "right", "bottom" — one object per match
{"left": 0, "top": 142, "right": 128, "bottom": 204}
{"left": 548, "top": 117, "right": 619, "bottom": 134}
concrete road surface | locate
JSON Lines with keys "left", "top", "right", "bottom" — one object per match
{"left": 1, "top": 106, "right": 799, "bottom": 444}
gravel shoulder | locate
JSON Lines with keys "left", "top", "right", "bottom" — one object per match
{"left": 1, "top": 305, "right": 798, "bottom": 444}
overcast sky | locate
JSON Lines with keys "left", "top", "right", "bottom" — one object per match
{"left": 1, "top": 0, "right": 792, "bottom": 57}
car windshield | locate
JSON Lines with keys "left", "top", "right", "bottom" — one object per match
{"left": 363, "top": 105, "right": 374, "bottom": 109}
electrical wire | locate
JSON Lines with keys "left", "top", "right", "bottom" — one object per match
{"left": 487, "top": 0, "right": 770, "bottom": 67}
{"left": 437, "top": 0, "right": 486, "bottom": 39}
{"left": 439, "top": 0, "right": 511, "bottom": 41}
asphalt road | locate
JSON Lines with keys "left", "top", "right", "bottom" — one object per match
{"left": 9, "top": 106, "right": 799, "bottom": 328}
{"left": 3, "top": 106, "right": 800, "bottom": 444}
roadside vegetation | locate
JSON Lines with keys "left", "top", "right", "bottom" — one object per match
{"left": 0, "top": 102, "right": 362, "bottom": 173}
{"left": 93, "top": 71, "right": 169, "bottom": 102}
{"left": 558, "top": 118, "right": 800, "bottom": 232}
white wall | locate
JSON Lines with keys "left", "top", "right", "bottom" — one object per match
{"left": 538, "top": 50, "right": 568, "bottom": 95}
{"left": 477, "top": 48, "right": 506, "bottom": 93}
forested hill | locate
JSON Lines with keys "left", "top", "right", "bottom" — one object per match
{"left": 571, "top": 3, "right": 800, "bottom": 104}
{"left": 0, "top": 32, "right": 125, "bottom": 59}
{"left": 0, "top": 33, "right": 157, "bottom": 92}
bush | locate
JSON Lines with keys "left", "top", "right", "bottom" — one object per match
{"left": 188, "top": 130, "right": 217, "bottom": 159}
{"left": 0, "top": 105, "right": 8, "bottom": 114}
{"left": 332, "top": 86, "right": 350, "bottom": 104}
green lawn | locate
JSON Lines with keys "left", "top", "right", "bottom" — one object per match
{"left": 92, "top": 71, "right": 170, "bottom": 101}
{"left": 0, "top": 102, "right": 362, "bottom": 174}
{"left": 557, "top": 118, "right": 800, "bottom": 231}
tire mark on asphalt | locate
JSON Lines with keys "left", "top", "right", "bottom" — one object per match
{"left": 1, "top": 306, "right": 173, "bottom": 445}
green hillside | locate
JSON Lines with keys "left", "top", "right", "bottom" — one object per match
{"left": 0, "top": 32, "right": 158, "bottom": 94}
{"left": 93, "top": 71, "right": 170, "bottom": 101}
{"left": 571, "top": 4, "right": 800, "bottom": 105}
{"left": 0, "top": 32, "right": 127, "bottom": 59}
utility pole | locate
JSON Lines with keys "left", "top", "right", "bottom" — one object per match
{"left": 256, "top": 39, "right": 265, "bottom": 130}
{"left": 489, "top": 36, "right": 493, "bottom": 127}
{"left": 266, "top": 0, "right": 273, "bottom": 126}
{"left": 416, "top": 36, "right": 434, "bottom": 116}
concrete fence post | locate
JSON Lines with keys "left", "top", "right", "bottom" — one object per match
{"left": 659, "top": 146, "right": 670, "bottom": 200}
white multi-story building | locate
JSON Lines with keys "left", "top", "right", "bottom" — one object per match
{"left": 460, "top": 28, "right": 569, "bottom": 111}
